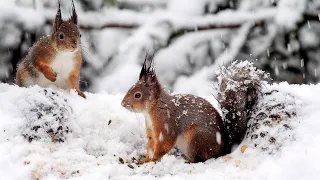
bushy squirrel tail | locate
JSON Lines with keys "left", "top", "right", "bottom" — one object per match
{"left": 217, "top": 61, "right": 267, "bottom": 152}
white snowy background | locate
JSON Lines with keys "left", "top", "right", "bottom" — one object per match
{"left": 0, "top": 0, "right": 320, "bottom": 179}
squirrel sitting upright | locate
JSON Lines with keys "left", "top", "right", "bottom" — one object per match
{"left": 121, "top": 54, "right": 263, "bottom": 163}
{"left": 16, "top": 0, "right": 85, "bottom": 98}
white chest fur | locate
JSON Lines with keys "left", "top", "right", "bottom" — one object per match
{"left": 35, "top": 51, "right": 76, "bottom": 89}
{"left": 51, "top": 51, "right": 76, "bottom": 78}
{"left": 144, "top": 114, "right": 153, "bottom": 129}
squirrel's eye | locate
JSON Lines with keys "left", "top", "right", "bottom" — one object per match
{"left": 80, "top": 34, "right": 82, "bottom": 38}
{"left": 134, "top": 93, "right": 141, "bottom": 99}
{"left": 59, "top": 33, "right": 64, "bottom": 40}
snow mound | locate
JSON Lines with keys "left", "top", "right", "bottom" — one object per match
{"left": 19, "top": 88, "right": 73, "bottom": 143}
{"left": 0, "top": 83, "right": 320, "bottom": 179}
{"left": 246, "top": 87, "right": 302, "bottom": 154}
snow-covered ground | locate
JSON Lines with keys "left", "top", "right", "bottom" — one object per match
{"left": 0, "top": 82, "right": 320, "bottom": 180}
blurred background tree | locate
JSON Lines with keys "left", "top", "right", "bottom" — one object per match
{"left": 0, "top": 0, "right": 319, "bottom": 95}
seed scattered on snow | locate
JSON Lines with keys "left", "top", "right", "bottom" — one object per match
{"left": 241, "top": 145, "right": 247, "bottom": 153}
{"left": 223, "top": 155, "right": 232, "bottom": 161}
{"left": 71, "top": 170, "right": 80, "bottom": 175}
{"left": 32, "top": 169, "right": 41, "bottom": 180}
{"left": 119, "top": 157, "right": 124, "bottom": 164}
{"left": 234, "top": 160, "right": 241, "bottom": 167}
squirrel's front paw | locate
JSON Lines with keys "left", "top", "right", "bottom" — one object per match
{"left": 136, "top": 156, "right": 149, "bottom": 165}
{"left": 136, "top": 156, "right": 154, "bottom": 165}
{"left": 46, "top": 71, "right": 57, "bottom": 82}
{"left": 76, "top": 89, "right": 86, "bottom": 99}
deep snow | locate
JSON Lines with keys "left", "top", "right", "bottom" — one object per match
{"left": 0, "top": 82, "right": 320, "bottom": 180}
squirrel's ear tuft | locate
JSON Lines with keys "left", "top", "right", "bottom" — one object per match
{"left": 139, "top": 52, "right": 149, "bottom": 80}
{"left": 139, "top": 50, "right": 156, "bottom": 80}
{"left": 70, "top": 0, "right": 78, "bottom": 25}
{"left": 146, "top": 73, "right": 157, "bottom": 86}
{"left": 53, "top": 0, "right": 63, "bottom": 32}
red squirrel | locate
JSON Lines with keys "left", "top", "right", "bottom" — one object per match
{"left": 121, "top": 54, "right": 263, "bottom": 163}
{"left": 16, "top": 0, "right": 85, "bottom": 98}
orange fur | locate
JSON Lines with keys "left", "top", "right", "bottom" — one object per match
{"left": 16, "top": 67, "right": 30, "bottom": 86}
{"left": 141, "top": 104, "right": 177, "bottom": 163}
{"left": 185, "top": 124, "right": 197, "bottom": 144}
{"left": 34, "top": 58, "right": 57, "bottom": 82}
{"left": 67, "top": 50, "right": 85, "bottom": 98}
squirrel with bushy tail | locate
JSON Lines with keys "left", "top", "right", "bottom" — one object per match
{"left": 122, "top": 53, "right": 264, "bottom": 163}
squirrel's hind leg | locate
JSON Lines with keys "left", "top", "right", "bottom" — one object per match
{"left": 16, "top": 66, "right": 30, "bottom": 86}
{"left": 183, "top": 125, "right": 224, "bottom": 163}
{"left": 16, "top": 66, "right": 36, "bottom": 87}
{"left": 68, "top": 70, "right": 86, "bottom": 98}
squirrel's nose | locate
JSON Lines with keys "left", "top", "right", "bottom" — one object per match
{"left": 121, "top": 100, "right": 127, "bottom": 107}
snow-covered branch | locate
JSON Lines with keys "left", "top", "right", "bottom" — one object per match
{"left": 123, "top": 8, "right": 277, "bottom": 62}
{"left": 43, "top": 8, "right": 148, "bottom": 30}
{"left": 173, "top": 23, "right": 253, "bottom": 94}
{"left": 118, "top": 0, "right": 167, "bottom": 11}
{"left": 93, "top": 8, "right": 277, "bottom": 93}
